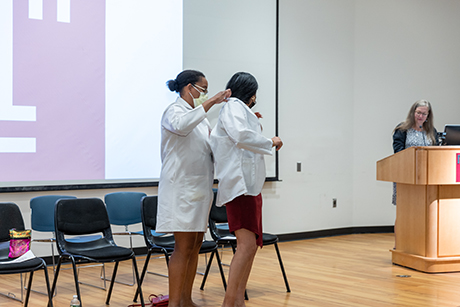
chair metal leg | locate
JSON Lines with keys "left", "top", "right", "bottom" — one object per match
{"left": 133, "top": 251, "right": 152, "bottom": 302}
{"left": 21, "top": 272, "right": 25, "bottom": 302}
{"left": 23, "top": 270, "right": 33, "bottom": 307}
{"left": 103, "top": 230, "right": 136, "bottom": 286}
{"left": 146, "top": 253, "right": 169, "bottom": 278}
{"left": 0, "top": 288, "right": 22, "bottom": 303}
{"left": 230, "top": 243, "right": 237, "bottom": 254}
{"left": 134, "top": 250, "right": 169, "bottom": 302}
{"left": 42, "top": 263, "right": 54, "bottom": 307}
{"left": 70, "top": 257, "right": 83, "bottom": 307}
{"left": 274, "top": 242, "right": 291, "bottom": 292}
{"left": 131, "top": 256, "right": 145, "bottom": 307}
{"left": 105, "top": 261, "right": 119, "bottom": 305}
{"left": 199, "top": 250, "right": 227, "bottom": 291}
{"left": 218, "top": 244, "right": 232, "bottom": 267}
{"left": 26, "top": 242, "right": 58, "bottom": 297}
{"left": 196, "top": 252, "right": 208, "bottom": 276}
{"left": 49, "top": 257, "right": 63, "bottom": 302}
{"left": 76, "top": 263, "right": 107, "bottom": 290}
{"left": 199, "top": 250, "right": 215, "bottom": 290}
{"left": 215, "top": 249, "right": 227, "bottom": 290}
{"left": 1, "top": 263, "right": 53, "bottom": 306}
{"left": 146, "top": 251, "right": 170, "bottom": 278}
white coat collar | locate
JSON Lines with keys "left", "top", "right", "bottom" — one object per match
{"left": 230, "top": 97, "right": 257, "bottom": 118}
{"left": 176, "top": 96, "right": 193, "bottom": 110}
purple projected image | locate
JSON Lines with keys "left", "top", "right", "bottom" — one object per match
{"left": 0, "top": 0, "right": 105, "bottom": 182}
{"left": 0, "top": 0, "right": 276, "bottom": 187}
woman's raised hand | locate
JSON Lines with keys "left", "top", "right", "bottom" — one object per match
{"left": 203, "top": 89, "right": 231, "bottom": 112}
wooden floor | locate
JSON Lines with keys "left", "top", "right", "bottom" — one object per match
{"left": 2, "top": 233, "right": 460, "bottom": 307}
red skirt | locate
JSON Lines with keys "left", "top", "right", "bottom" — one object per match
{"left": 225, "top": 193, "right": 263, "bottom": 247}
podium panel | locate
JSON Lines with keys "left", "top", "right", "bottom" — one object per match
{"left": 395, "top": 184, "right": 426, "bottom": 256}
{"left": 377, "top": 146, "right": 460, "bottom": 273}
{"left": 438, "top": 187, "right": 460, "bottom": 257}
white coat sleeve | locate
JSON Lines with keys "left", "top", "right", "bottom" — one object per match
{"left": 162, "top": 104, "right": 206, "bottom": 137}
{"left": 220, "top": 102, "right": 273, "bottom": 155}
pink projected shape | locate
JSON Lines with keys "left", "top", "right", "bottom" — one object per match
{"left": 0, "top": 0, "right": 106, "bottom": 182}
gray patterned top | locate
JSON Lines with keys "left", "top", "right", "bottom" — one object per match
{"left": 405, "top": 128, "right": 432, "bottom": 149}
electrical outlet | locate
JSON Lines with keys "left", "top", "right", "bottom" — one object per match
{"left": 332, "top": 198, "right": 337, "bottom": 208}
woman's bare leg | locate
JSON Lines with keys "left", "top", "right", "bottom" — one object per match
{"left": 168, "top": 232, "right": 203, "bottom": 307}
{"left": 221, "top": 228, "right": 258, "bottom": 307}
{"left": 180, "top": 233, "right": 203, "bottom": 307}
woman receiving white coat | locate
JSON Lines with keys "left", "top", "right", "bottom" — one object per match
{"left": 210, "top": 72, "right": 283, "bottom": 307}
{"left": 156, "top": 70, "right": 231, "bottom": 307}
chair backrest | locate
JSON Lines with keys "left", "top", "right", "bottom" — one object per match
{"left": 209, "top": 189, "right": 228, "bottom": 223}
{"left": 54, "top": 198, "right": 114, "bottom": 255}
{"left": 104, "top": 192, "right": 146, "bottom": 226}
{"left": 0, "top": 202, "right": 25, "bottom": 243}
{"left": 30, "top": 195, "right": 76, "bottom": 232}
{"left": 208, "top": 190, "right": 232, "bottom": 242}
{"left": 140, "top": 195, "right": 158, "bottom": 247}
{"left": 55, "top": 198, "right": 111, "bottom": 236}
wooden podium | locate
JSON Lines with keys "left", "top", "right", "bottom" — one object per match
{"left": 377, "top": 146, "right": 460, "bottom": 273}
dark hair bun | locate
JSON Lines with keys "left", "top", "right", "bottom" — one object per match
{"left": 166, "top": 70, "right": 205, "bottom": 93}
{"left": 167, "top": 79, "right": 178, "bottom": 92}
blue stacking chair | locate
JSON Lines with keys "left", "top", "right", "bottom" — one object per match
{"left": 104, "top": 191, "right": 147, "bottom": 286}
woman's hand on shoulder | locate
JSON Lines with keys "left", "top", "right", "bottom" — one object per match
{"left": 202, "top": 89, "right": 231, "bottom": 112}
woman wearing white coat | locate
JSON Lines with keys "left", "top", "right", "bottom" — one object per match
{"left": 157, "top": 70, "right": 231, "bottom": 307}
{"left": 210, "top": 72, "right": 283, "bottom": 307}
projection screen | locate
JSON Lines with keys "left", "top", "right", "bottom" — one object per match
{"left": 0, "top": 0, "right": 277, "bottom": 191}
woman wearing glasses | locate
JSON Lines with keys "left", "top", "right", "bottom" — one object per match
{"left": 392, "top": 99, "right": 438, "bottom": 155}
{"left": 157, "top": 69, "right": 231, "bottom": 307}
{"left": 391, "top": 100, "right": 438, "bottom": 247}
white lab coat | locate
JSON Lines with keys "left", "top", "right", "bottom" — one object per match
{"left": 156, "top": 97, "right": 214, "bottom": 232}
{"left": 210, "top": 98, "right": 273, "bottom": 207}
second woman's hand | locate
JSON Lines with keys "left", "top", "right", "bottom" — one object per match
{"left": 271, "top": 136, "right": 283, "bottom": 151}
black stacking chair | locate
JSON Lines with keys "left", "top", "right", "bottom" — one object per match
{"left": 49, "top": 198, "right": 145, "bottom": 307}
{"left": 205, "top": 190, "right": 291, "bottom": 295}
{"left": 30, "top": 195, "right": 104, "bottom": 291}
{"left": 133, "top": 195, "right": 226, "bottom": 302}
{"left": 0, "top": 202, "right": 53, "bottom": 307}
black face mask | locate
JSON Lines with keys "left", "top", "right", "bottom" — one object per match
{"left": 248, "top": 100, "right": 257, "bottom": 109}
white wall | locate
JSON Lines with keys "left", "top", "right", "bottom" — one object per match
{"left": 2, "top": 0, "right": 460, "bottom": 257}
{"left": 352, "top": 0, "right": 460, "bottom": 225}
{"left": 265, "top": 0, "right": 460, "bottom": 234}
{"left": 183, "top": 0, "right": 278, "bottom": 177}
{"left": 267, "top": 0, "right": 355, "bottom": 234}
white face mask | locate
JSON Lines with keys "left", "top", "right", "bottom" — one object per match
{"left": 189, "top": 85, "right": 208, "bottom": 108}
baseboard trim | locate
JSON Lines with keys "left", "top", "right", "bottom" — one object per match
{"left": 277, "top": 225, "right": 394, "bottom": 242}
